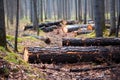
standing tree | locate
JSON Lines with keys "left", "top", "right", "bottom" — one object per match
{"left": 32, "top": 0, "right": 39, "bottom": 35}
{"left": 0, "top": 0, "right": 6, "bottom": 48}
{"left": 14, "top": 0, "right": 19, "bottom": 51}
{"left": 109, "top": 0, "right": 116, "bottom": 36}
{"left": 116, "top": 0, "right": 120, "bottom": 37}
{"left": 94, "top": 0, "right": 105, "bottom": 37}
{"left": 84, "top": 0, "right": 87, "bottom": 24}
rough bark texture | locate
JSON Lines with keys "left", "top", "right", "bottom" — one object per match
{"left": 94, "top": 0, "right": 105, "bottom": 37}
{"left": 24, "top": 46, "right": 120, "bottom": 64}
{"left": 62, "top": 38, "right": 120, "bottom": 46}
{"left": 109, "top": 0, "right": 116, "bottom": 36}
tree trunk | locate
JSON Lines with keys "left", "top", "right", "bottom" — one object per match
{"left": 62, "top": 38, "right": 120, "bottom": 46}
{"left": 109, "top": 0, "right": 116, "bottom": 36}
{"left": 24, "top": 46, "right": 120, "bottom": 64}
{"left": 0, "top": 0, "right": 6, "bottom": 48}
{"left": 84, "top": 0, "right": 87, "bottom": 24}
{"left": 14, "top": 0, "right": 19, "bottom": 52}
{"left": 116, "top": 0, "right": 120, "bottom": 37}
{"left": 32, "top": 0, "right": 39, "bottom": 35}
{"left": 94, "top": 0, "right": 105, "bottom": 37}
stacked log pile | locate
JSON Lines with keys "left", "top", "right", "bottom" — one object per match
{"left": 24, "top": 46, "right": 120, "bottom": 64}
{"left": 24, "top": 20, "right": 79, "bottom": 32}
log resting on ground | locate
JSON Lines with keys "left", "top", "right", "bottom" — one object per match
{"left": 70, "top": 64, "right": 120, "bottom": 72}
{"left": 24, "top": 20, "right": 79, "bottom": 31}
{"left": 74, "top": 30, "right": 92, "bottom": 35}
{"left": 62, "top": 24, "right": 94, "bottom": 33}
{"left": 24, "top": 46, "right": 120, "bottom": 64}
{"left": 22, "top": 34, "right": 51, "bottom": 44}
{"left": 62, "top": 38, "right": 120, "bottom": 46}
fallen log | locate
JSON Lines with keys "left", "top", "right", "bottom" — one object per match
{"left": 24, "top": 20, "right": 78, "bottom": 31}
{"left": 22, "top": 34, "right": 51, "bottom": 44}
{"left": 24, "top": 46, "right": 120, "bottom": 64}
{"left": 62, "top": 24, "right": 94, "bottom": 33}
{"left": 62, "top": 38, "right": 120, "bottom": 46}
{"left": 41, "top": 25, "right": 58, "bottom": 32}
{"left": 70, "top": 64, "right": 120, "bottom": 72}
{"left": 75, "top": 30, "right": 92, "bottom": 35}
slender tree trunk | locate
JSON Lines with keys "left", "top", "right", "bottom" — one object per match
{"left": 109, "top": 0, "right": 116, "bottom": 36}
{"left": 78, "top": 0, "right": 82, "bottom": 22}
{"left": 32, "top": 0, "right": 39, "bottom": 35}
{"left": 40, "top": 0, "right": 43, "bottom": 22}
{"left": 14, "top": 0, "right": 19, "bottom": 51}
{"left": 84, "top": 0, "right": 87, "bottom": 24}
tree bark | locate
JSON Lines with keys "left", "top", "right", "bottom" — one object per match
{"left": 116, "top": 0, "right": 120, "bottom": 37}
{"left": 0, "top": 0, "right": 7, "bottom": 48}
{"left": 24, "top": 46, "right": 120, "bottom": 64}
{"left": 14, "top": 0, "right": 19, "bottom": 51}
{"left": 109, "top": 0, "right": 116, "bottom": 36}
{"left": 94, "top": 0, "right": 105, "bottom": 37}
{"left": 62, "top": 38, "right": 120, "bottom": 46}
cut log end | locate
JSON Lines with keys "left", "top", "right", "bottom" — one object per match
{"left": 44, "top": 38, "right": 51, "bottom": 44}
{"left": 23, "top": 47, "right": 29, "bottom": 62}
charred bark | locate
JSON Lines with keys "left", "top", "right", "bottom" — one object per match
{"left": 24, "top": 46, "right": 120, "bottom": 64}
{"left": 62, "top": 38, "right": 120, "bottom": 46}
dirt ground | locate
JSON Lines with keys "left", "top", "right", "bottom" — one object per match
{"left": 20, "top": 28, "right": 120, "bottom": 80}
{"left": 5, "top": 24, "right": 120, "bottom": 80}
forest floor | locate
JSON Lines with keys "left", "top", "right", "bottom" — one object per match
{"left": 1, "top": 22, "right": 120, "bottom": 80}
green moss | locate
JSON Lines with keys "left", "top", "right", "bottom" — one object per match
{"left": 39, "top": 30, "right": 46, "bottom": 36}
{"left": 0, "top": 46, "right": 6, "bottom": 52}
{"left": 4, "top": 52, "right": 28, "bottom": 66}
{"left": 86, "top": 31, "right": 96, "bottom": 38}
{"left": 6, "top": 35, "right": 23, "bottom": 43}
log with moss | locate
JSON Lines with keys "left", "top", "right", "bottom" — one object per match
{"left": 62, "top": 38, "right": 120, "bottom": 46}
{"left": 24, "top": 46, "right": 120, "bottom": 64}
